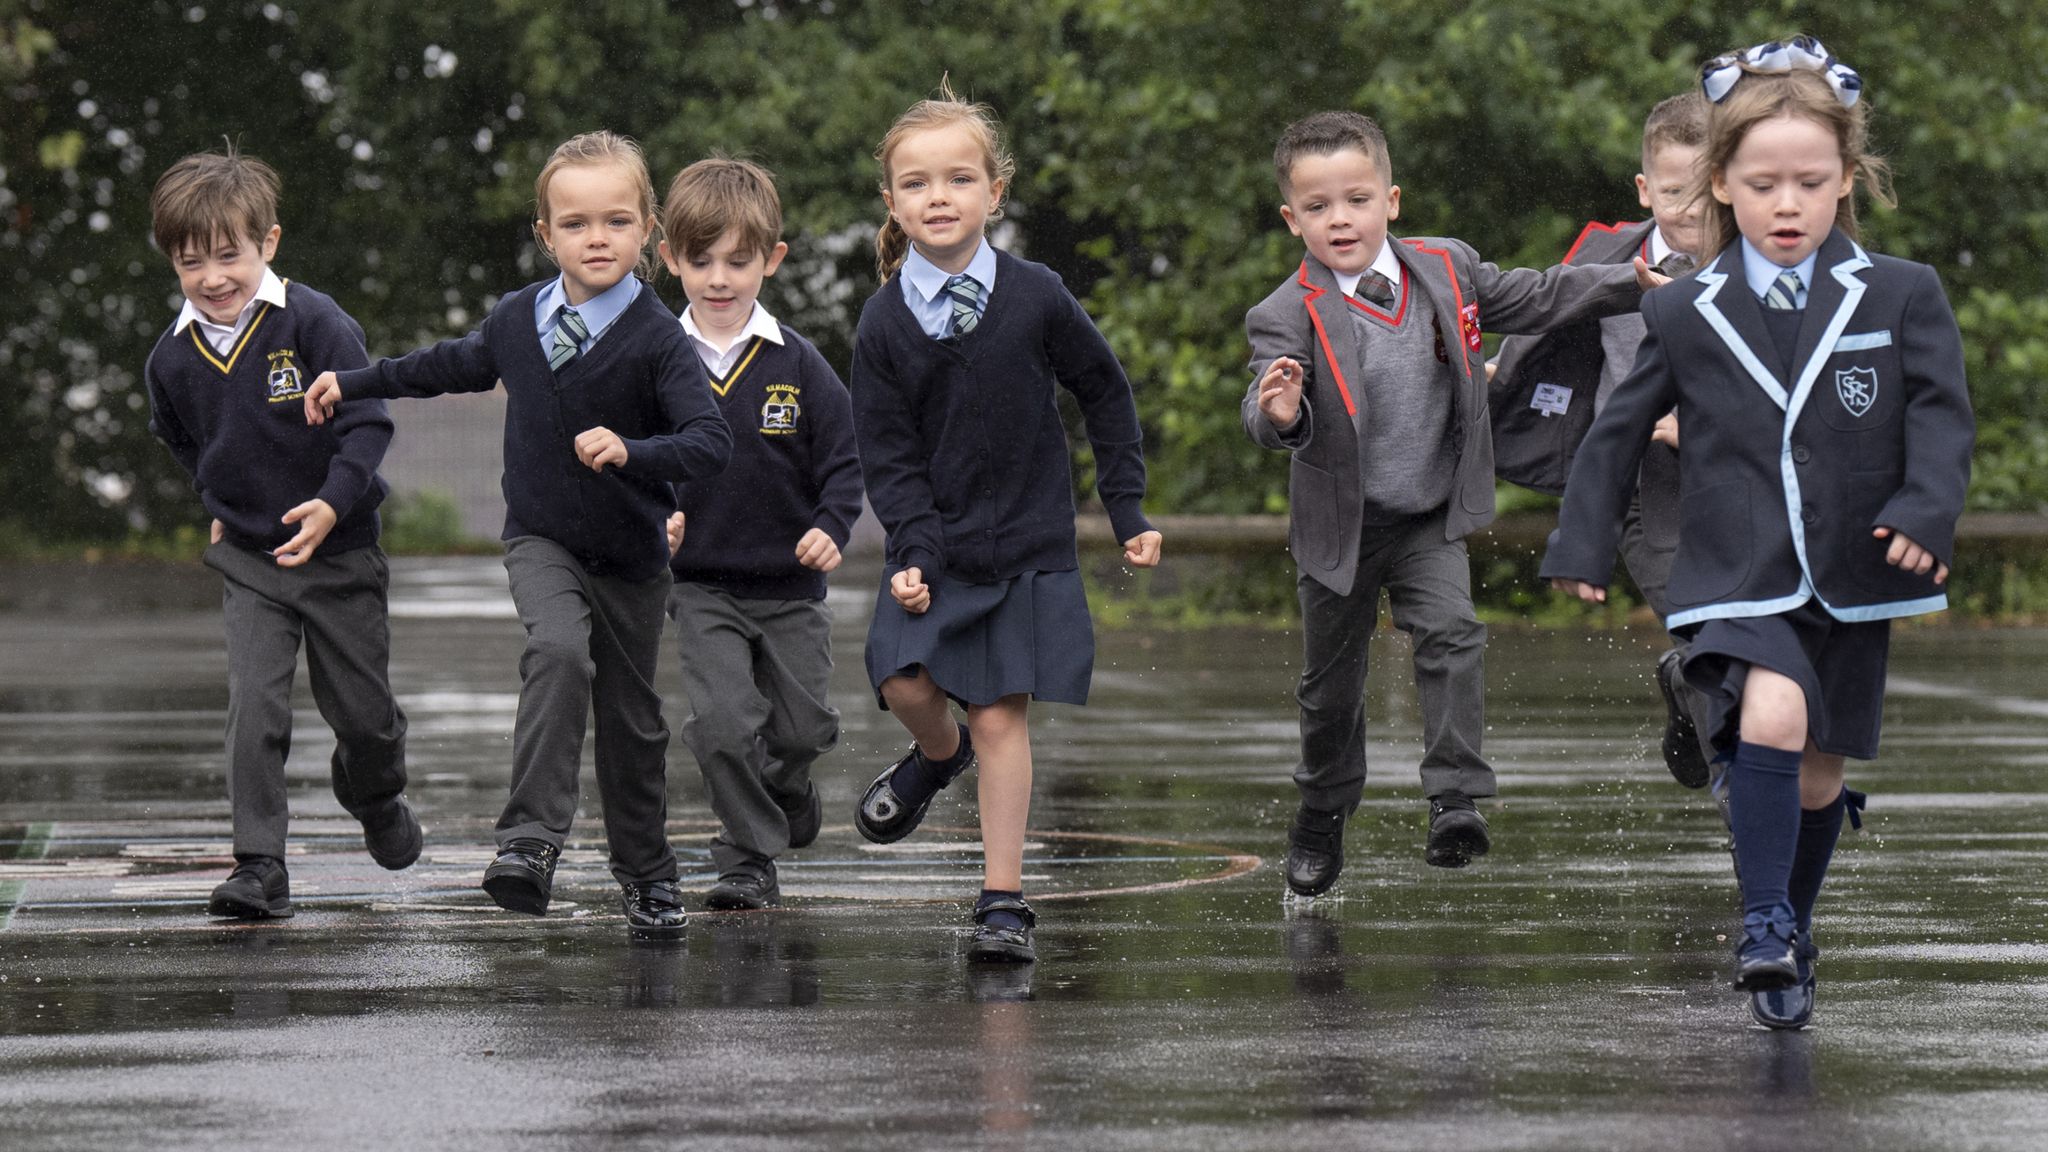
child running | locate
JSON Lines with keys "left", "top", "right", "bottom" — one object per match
{"left": 849, "top": 82, "right": 1162, "bottom": 963}
{"left": 1542, "top": 37, "right": 1974, "bottom": 1029}
{"left": 306, "top": 131, "right": 732, "bottom": 938}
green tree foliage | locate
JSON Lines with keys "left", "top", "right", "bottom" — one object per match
{"left": 2, "top": 0, "right": 2041, "bottom": 542}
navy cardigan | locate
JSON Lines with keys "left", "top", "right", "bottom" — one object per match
{"left": 850, "top": 249, "right": 1152, "bottom": 585}
{"left": 338, "top": 280, "right": 731, "bottom": 580}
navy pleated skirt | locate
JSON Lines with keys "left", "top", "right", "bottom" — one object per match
{"left": 1682, "top": 600, "right": 1891, "bottom": 761}
{"left": 864, "top": 565, "right": 1094, "bottom": 708}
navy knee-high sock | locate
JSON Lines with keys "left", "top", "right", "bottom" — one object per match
{"left": 1787, "top": 787, "right": 1864, "bottom": 935}
{"left": 1726, "top": 740, "right": 1804, "bottom": 928}
{"left": 891, "top": 722, "right": 972, "bottom": 806}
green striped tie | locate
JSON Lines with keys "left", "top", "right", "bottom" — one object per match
{"left": 548, "top": 307, "right": 589, "bottom": 371}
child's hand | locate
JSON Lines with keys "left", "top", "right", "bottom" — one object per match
{"left": 209, "top": 519, "right": 224, "bottom": 545}
{"left": 1258, "top": 357, "right": 1305, "bottom": 427}
{"left": 795, "top": 527, "right": 842, "bottom": 573}
{"left": 304, "top": 372, "right": 342, "bottom": 425}
{"left": 1651, "top": 412, "right": 1681, "bottom": 449}
{"left": 665, "top": 511, "right": 685, "bottom": 557}
{"left": 1874, "top": 526, "right": 1948, "bottom": 584}
{"left": 891, "top": 566, "right": 931, "bottom": 614}
{"left": 574, "top": 427, "right": 628, "bottom": 472}
{"left": 1485, "top": 360, "right": 1498, "bottom": 384}
{"left": 274, "top": 499, "right": 337, "bottom": 567}
{"left": 1122, "top": 529, "right": 1162, "bottom": 568}
{"left": 1633, "top": 256, "right": 1672, "bottom": 291}
{"left": 1549, "top": 577, "right": 1607, "bottom": 604}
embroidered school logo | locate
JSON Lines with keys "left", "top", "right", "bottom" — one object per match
{"left": 1835, "top": 366, "right": 1878, "bottom": 418}
{"left": 1459, "top": 302, "right": 1483, "bottom": 352}
{"left": 760, "top": 383, "right": 801, "bottom": 434}
{"left": 265, "top": 350, "right": 305, "bottom": 403}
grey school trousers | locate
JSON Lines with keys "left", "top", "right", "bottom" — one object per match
{"left": 206, "top": 540, "right": 409, "bottom": 861}
{"left": 500, "top": 536, "right": 676, "bottom": 885}
{"left": 667, "top": 582, "right": 839, "bottom": 879}
{"left": 1293, "top": 506, "right": 1494, "bottom": 812}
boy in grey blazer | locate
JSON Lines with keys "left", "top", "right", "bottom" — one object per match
{"left": 1243, "top": 110, "right": 1652, "bottom": 898}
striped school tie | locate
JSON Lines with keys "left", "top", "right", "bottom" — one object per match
{"left": 1351, "top": 268, "right": 1396, "bottom": 309}
{"left": 1762, "top": 269, "right": 1804, "bottom": 311}
{"left": 547, "top": 306, "right": 589, "bottom": 371}
{"left": 943, "top": 273, "right": 983, "bottom": 336}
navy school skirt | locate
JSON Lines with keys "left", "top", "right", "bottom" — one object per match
{"left": 1681, "top": 599, "right": 1891, "bottom": 761}
{"left": 864, "top": 565, "right": 1094, "bottom": 708}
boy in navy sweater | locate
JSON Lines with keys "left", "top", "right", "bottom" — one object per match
{"left": 656, "top": 157, "right": 863, "bottom": 910}
{"left": 143, "top": 148, "right": 419, "bottom": 919}
{"left": 307, "top": 132, "right": 731, "bottom": 936}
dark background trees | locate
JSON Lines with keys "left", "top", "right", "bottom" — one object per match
{"left": 4, "top": 0, "right": 2043, "bottom": 543}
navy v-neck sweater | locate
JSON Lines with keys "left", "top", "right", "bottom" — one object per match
{"left": 850, "top": 249, "right": 1152, "bottom": 585}
{"left": 338, "top": 279, "right": 732, "bottom": 580}
{"left": 669, "top": 323, "right": 864, "bottom": 601}
{"left": 145, "top": 280, "right": 392, "bottom": 555}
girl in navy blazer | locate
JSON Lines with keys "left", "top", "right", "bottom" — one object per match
{"left": 1541, "top": 38, "right": 1973, "bottom": 1030}
{"left": 847, "top": 82, "right": 1163, "bottom": 964}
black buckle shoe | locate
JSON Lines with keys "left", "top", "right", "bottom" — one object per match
{"left": 1656, "top": 647, "right": 1710, "bottom": 789}
{"left": 208, "top": 856, "right": 293, "bottom": 919}
{"left": 705, "top": 869, "right": 781, "bottom": 911}
{"left": 1733, "top": 912, "right": 1800, "bottom": 991}
{"left": 1284, "top": 804, "right": 1346, "bottom": 899}
{"left": 481, "top": 837, "right": 560, "bottom": 916}
{"left": 1426, "top": 792, "right": 1491, "bottom": 868}
{"left": 780, "top": 782, "right": 822, "bottom": 851}
{"left": 967, "top": 896, "right": 1037, "bottom": 964}
{"left": 1750, "top": 935, "right": 1819, "bottom": 1029}
{"left": 361, "top": 795, "right": 423, "bottom": 871}
{"left": 855, "top": 734, "right": 975, "bottom": 845}
{"left": 622, "top": 878, "right": 689, "bottom": 938}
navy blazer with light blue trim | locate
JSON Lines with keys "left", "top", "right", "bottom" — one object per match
{"left": 1540, "top": 230, "right": 1974, "bottom": 627}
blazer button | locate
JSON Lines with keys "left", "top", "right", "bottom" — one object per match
{"left": 1792, "top": 445, "right": 1812, "bottom": 464}
{"left": 1801, "top": 504, "right": 1818, "bottom": 524}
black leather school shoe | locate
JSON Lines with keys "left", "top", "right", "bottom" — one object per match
{"left": 1284, "top": 804, "right": 1347, "bottom": 898}
{"left": 1732, "top": 912, "right": 1800, "bottom": 991}
{"left": 361, "top": 795, "right": 423, "bottom": 871}
{"left": 854, "top": 732, "right": 976, "bottom": 845}
{"left": 207, "top": 856, "right": 293, "bottom": 919}
{"left": 621, "top": 878, "right": 689, "bottom": 938}
{"left": 1656, "top": 647, "right": 1711, "bottom": 789}
{"left": 1425, "top": 791, "right": 1491, "bottom": 869}
{"left": 704, "top": 869, "right": 781, "bottom": 911}
{"left": 966, "top": 896, "right": 1037, "bottom": 964}
{"left": 1750, "top": 934, "right": 1819, "bottom": 1029}
{"left": 780, "top": 782, "right": 823, "bottom": 851}
{"left": 481, "top": 837, "right": 560, "bottom": 916}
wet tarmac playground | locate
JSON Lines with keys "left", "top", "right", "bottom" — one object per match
{"left": 3, "top": 557, "right": 2047, "bottom": 1150}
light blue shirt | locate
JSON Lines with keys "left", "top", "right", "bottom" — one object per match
{"left": 1738, "top": 238, "right": 1817, "bottom": 309}
{"left": 899, "top": 240, "right": 998, "bottom": 340}
{"left": 534, "top": 273, "right": 642, "bottom": 357}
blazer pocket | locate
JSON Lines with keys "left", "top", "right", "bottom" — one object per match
{"left": 1665, "top": 478, "right": 1751, "bottom": 607}
{"left": 1843, "top": 469, "right": 1943, "bottom": 599}
{"left": 1288, "top": 456, "right": 1341, "bottom": 571}
{"left": 1816, "top": 351, "right": 1901, "bottom": 432}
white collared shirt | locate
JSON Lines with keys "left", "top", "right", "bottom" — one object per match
{"left": 174, "top": 266, "right": 288, "bottom": 354}
{"left": 1334, "top": 240, "right": 1403, "bottom": 301}
{"left": 1738, "top": 238, "right": 1818, "bottom": 309}
{"left": 681, "top": 301, "right": 784, "bottom": 378}
{"left": 533, "top": 273, "right": 642, "bottom": 358}
{"left": 1648, "top": 226, "right": 1675, "bottom": 267}
{"left": 900, "top": 239, "right": 999, "bottom": 339}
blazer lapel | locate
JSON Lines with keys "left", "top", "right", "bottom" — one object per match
{"left": 1691, "top": 244, "right": 1789, "bottom": 409}
{"left": 1784, "top": 230, "right": 1872, "bottom": 424}
{"left": 1296, "top": 256, "right": 1363, "bottom": 419}
{"left": 1392, "top": 237, "right": 1479, "bottom": 403}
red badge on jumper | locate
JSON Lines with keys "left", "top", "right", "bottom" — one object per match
{"left": 1459, "top": 302, "right": 1482, "bottom": 352}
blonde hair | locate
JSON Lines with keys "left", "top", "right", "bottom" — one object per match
{"left": 533, "top": 130, "right": 660, "bottom": 280}
{"left": 872, "top": 78, "right": 1016, "bottom": 283}
{"left": 660, "top": 155, "right": 783, "bottom": 268}
{"left": 1686, "top": 61, "right": 1893, "bottom": 259}
{"left": 150, "top": 144, "right": 280, "bottom": 257}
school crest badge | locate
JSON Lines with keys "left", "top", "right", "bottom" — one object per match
{"left": 1459, "top": 302, "right": 1483, "bottom": 353}
{"left": 265, "top": 350, "right": 305, "bottom": 402}
{"left": 1835, "top": 366, "right": 1877, "bottom": 418}
{"left": 760, "top": 383, "right": 801, "bottom": 434}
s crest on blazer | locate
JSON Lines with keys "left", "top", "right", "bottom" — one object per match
{"left": 1244, "top": 237, "right": 1641, "bottom": 596}
{"left": 1541, "top": 229, "right": 1975, "bottom": 626}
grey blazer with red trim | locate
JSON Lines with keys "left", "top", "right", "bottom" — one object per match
{"left": 1243, "top": 238, "right": 1641, "bottom": 595}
